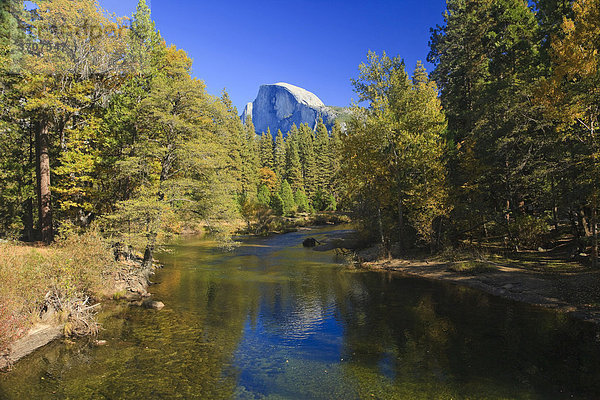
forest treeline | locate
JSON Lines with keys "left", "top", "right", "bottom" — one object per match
{"left": 342, "top": 0, "right": 600, "bottom": 267}
{"left": 1, "top": 0, "right": 599, "bottom": 266}
{"left": 0, "top": 0, "right": 344, "bottom": 261}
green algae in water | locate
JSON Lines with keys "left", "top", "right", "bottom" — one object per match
{"left": 2, "top": 226, "right": 600, "bottom": 399}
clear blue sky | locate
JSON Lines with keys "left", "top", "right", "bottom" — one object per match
{"left": 99, "top": 0, "right": 447, "bottom": 112}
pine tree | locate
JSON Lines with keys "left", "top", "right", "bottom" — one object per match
{"left": 257, "top": 184, "right": 271, "bottom": 206}
{"left": 0, "top": 0, "right": 32, "bottom": 239}
{"left": 0, "top": 0, "right": 26, "bottom": 70}
{"left": 314, "top": 118, "right": 332, "bottom": 193}
{"left": 259, "top": 129, "right": 274, "bottom": 170}
{"left": 280, "top": 179, "right": 295, "bottom": 215}
{"left": 294, "top": 190, "right": 310, "bottom": 213}
{"left": 429, "top": 0, "right": 544, "bottom": 246}
{"left": 128, "top": 0, "right": 163, "bottom": 76}
{"left": 298, "top": 123, "right": 317, "bottom": 199}
{"left": 241, "top": 123, "right": 259, "bottom": 199}
{"left": 428, "top": 0, "right": 491, "bottom": 145}
{"left": 20, "top": 0, "right": 128, "bottom": 242}
{"left": 244, "top": 116, "right": 260, "bottom": 198}
{"left": 273, "top": 129, "right": 286, "bottom": 183}
{"left": 284, "top": 138, "right": 303, "bottom": 192}
{"left": 218, "top": 90, "right": 244, "bottom": 194}
{"left": 270, "top": 193, "right": 284, "bottom": 216}
{"left": 329, "top": 120, "right": 343, "bottom": 200}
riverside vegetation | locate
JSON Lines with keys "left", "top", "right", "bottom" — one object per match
{"left": 1, "top": 0, "right": 600, "bottom": 367}
{"left": 0, "top": 0, "right": 346, "bottom": 356}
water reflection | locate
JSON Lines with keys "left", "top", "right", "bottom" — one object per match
{"left": 1, "top": 226, "right": 600, "bottom": 399}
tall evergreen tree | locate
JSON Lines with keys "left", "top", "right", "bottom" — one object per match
{"left": 280, "top": 179, "right": 295, "bottom": 215}
{"left": 294, "top": 190, "right": 310, "bottom": 213}
{"left": 20, "top": 0, "right": 127, "bottom": 242}
{"left": 217, "top": 90, "right": 245, "bottom": 194}
{"left": 128, "top": 0, "right": 163, "bottom": 75}
{"left": 314, "top": 118, "right": 332, "bottom": 193}
{"left": 284, "top": 138, "right": 303, "bottom": 192}
{"left": 429, "top": 0, "right": 545, "bottom": 244}
{"left": 329, "top": 120, "right": 343, "bottom": 200}
{"left": 298, "top": 123, "right": 317, "bottom": 199}
{"left": 273, "top": 129, "right": 286, "bottom": 182}
{"left": 259, "top": 129, "right": 274, "bottom": 170}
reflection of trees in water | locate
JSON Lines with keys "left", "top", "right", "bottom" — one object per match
{"left": 3, "top": 238, "right": 600, "bottom": 399}
{"left": 0, "top": 248, "right": 254, "bottom": 399}
{"left": 335, "top": 272, "right": 600, "bottom": 399}
{"left": 250, "top": 265, "right": 348, "bottom": 339}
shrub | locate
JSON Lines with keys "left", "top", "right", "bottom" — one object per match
{"left": 0, "top": 231, "right": 117, "bottom": 351}
{"left": 513, "top": 214, "right": 550, "bottom": 249}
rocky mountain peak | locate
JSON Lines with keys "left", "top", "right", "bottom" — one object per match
{"left": 241, "top": 82, "right": 335, "bottom": 135}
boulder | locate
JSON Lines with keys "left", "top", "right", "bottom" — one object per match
{"left": 142, "top": 300, "right": 164, "bottom": 310}
{"left": 302, "top": 238, "right": 320, "bottom": 247}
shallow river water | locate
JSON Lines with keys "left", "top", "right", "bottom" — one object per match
{"left": 2, "top": 226, "right": 600, "bottom": 399}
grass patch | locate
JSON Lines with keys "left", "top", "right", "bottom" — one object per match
{"left": 447, "top": 260, "right": 498, "bottom": 274}
{"left": 0, "top": 231, "right": 118, "bottom": 351}
{"left": 436, "top": 240, "right": 587, "bottom": 274}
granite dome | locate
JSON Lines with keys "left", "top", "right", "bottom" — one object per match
{"left": 241, "top": 82, "right": 335, "bottom": 136}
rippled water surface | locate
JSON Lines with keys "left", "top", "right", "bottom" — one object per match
{"left": 2, "top": 226, "right": 600, "bottom": 399}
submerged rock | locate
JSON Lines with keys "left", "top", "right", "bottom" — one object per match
{"left": 142, "top": 300, "right": 164, "bottom": 310}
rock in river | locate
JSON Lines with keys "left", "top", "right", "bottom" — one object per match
{"left": 142, "top": 300, "right": 165, "bottom": 310}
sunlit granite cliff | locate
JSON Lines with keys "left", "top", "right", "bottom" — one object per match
{"left": 241, "top": 82, "right": 337, "bottom": 135}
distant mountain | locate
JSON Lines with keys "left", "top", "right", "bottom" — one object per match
{"left": 241, "top": 82, "right": 349, "bottom": 136}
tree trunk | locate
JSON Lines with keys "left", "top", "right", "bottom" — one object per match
{"left": 551, "top": 178, "right": 558, "bottom": 231}
{"left": 504, "top": 199, "right": 514, "bottom": 251}
{"left": 35, "top": 119, "right": 53, "bottom": 244}
{"left": 23, "top": 198, "right": 34, "bottom": 242}
{"left": 23, "top": 122, "right": 35, "bottom": 241}
{"left": 377, "top": 206, "right": 385, "bottom": 245}
{"left": 580, "top": 210, "right": 592, "bottom": 237}
{"left": 592, "top": 196, "right": 598, "bottom": 268}
{"left": 570, "top": 209, "right": 583, "bottom": 252}
{"left": 397, "top": 188, "right": 405, "bottom": 254}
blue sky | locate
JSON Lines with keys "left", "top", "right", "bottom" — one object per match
{"left": 99, "top": 0, "right": 447, "bottom": 112}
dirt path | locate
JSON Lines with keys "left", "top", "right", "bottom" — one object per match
{"left": 361, "top": 257, "right": 600, "bottom": 324}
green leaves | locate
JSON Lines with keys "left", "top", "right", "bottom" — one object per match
{"left": 342, "top": 52, "right": 448, "bottom": 248}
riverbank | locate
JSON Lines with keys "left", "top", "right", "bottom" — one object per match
{"left": 238, "top": 211, "right": 351, "bottom": 236}
{"left": 309, "top": 229, "right": 600, "bottom": 324}
{"left": 358, "top": 252, "right": 600, "bottom": 324}
{"left": 0, "top": 233, "right": 158, "bottom": 370}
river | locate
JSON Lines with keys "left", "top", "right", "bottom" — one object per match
{"left": 1, "top": 226, "right": 600, "bottom": 399}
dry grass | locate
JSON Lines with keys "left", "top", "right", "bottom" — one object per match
{"left": 0, "top": 231, "right": 118, "bottom": 351}
{"left": 447, "top": 260, "right": 498, "bottom": 274}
